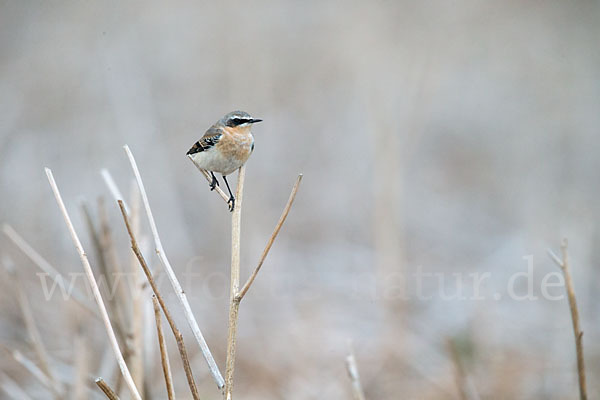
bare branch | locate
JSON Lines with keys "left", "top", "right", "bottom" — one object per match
{"left": 95, "top": 378, "right": 120, "bottom": 400}
{"left": 237, "top": 174, "right": 302, "bottom": 300}
{"left": 45, "top": 168, "right": 141, "bottom": 400}
{"left": 549, "top": 239, "right": 587, "bottom": 400}
{"left": 152, "top": 295, "right": 176, "bottom": 400}
{"left": 124, "top": 144, "right": 224, "bottom": 389}
{"left": 119, "top": 200, "right": 200, "bottom": 400}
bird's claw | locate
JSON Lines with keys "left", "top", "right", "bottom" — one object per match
{"left": 228, "top": 196, "right": 235, "bottom": 212}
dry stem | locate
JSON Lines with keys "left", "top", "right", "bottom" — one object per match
{"left": 1, "top": 257, "right": 61, "bottom": 398}
{"left": 13, "top": 271, "right": 61, "bottom": 398}
{"left": 125, "top": 145, "right": 224, "bottom": 389}
{"left": 237, "top": 174, "right": 303, "bottom": 300}
{"left": 224, "top": 167, "right": 245, "bottom": 400}
{"left": 152, "top": 295, "right": 176, "bottom": 400}
{"left": 345, "top": 342, "right": 366, "bottom": 400}
{"left": 45, "top": 168, "right": 142, "bottom": 400}
{"left": 0, "top": 372, "right": 34, "bottom": 400}
{"left": 118, "top": 200, "right": 200, "bottom": 400}
{"left": 2, "top": 223, "right": 97, "bottom": 317}
{"left": 547, "top": 239, "right": 587, "bottom": 400}
{"left": 95, "top": 378, "right": 120, "bottom": 400}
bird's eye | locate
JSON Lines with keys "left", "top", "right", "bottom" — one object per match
{"left": 232, "top": 118, "right": 248, "bottom": 126}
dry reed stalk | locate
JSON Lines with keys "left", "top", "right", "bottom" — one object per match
{"left": 98, "top": 198, "right": 132, "bottom": 324}
{"left": 101, "top": 168, "right": 129, "bottom": 214}
{"left": 2, "top": 258, "right": 61, "bottom": 398}
{"left": 124, "top": 145, "right": 224, "bottom": 389}
{"left": 72, "top": 334, "right": 88, "bottom": 400}
{"left": 548, "top": 239, "right": 587, "bottom": 400}
{"left": 224, "top": 167, "right": 246, "bottom": 400}
{"left": 118, "top": 200, "right": 200, "bottom": 400}
{"left": 95, "top": 378, "right": 121, "bottom": 400}
{"left": 0, "top": 372, "right": 34, "bottom": 400}
{"left": 224, "top": 169, "right": 302, "bottom": 400}
{"left": 45, "top": 168, "right": 142, "bottom": 400}
{"left": 345, "top": 342, "right": 366, "bottom": 400}
{"left": 2, "top": 223, "right": 97, "bottom": 317}
{"left": 446, "top": 338, "right": 469, "bottom": 400}
{"left": 80, "top": 201, "right": 129, "bottom": 350}
{"left": 237, "top": 174, "right": 302, "bottom": 300}
{"left": 152, "top": 295, "right": 176, "bottom": 400}
{"left": 128, "top": 183, "right": 145, "bottom": 392}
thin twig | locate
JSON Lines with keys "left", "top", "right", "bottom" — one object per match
{"left": 118, "top": 200, "right": 200, "bottom": 400}
{"left": 224, "top": 167, "right": 245, "bottom": 400}
{"left": 95, "top": 378, "right": 121, "bottom": 400}
{"left": 2, "top": 223, "right": 97, "bottom": 317}
{"left": 45, "top": 168, "right": 142, "bottom": 400}
{"left": 187, "top": 155, "right": 230, "bottom": 203}
{"left": 125, "top": 145, "right": 224, "bottom": 389}
{"left": 547, "top": 239, "right": 587, "bottom": 400}
{"left": 237, "top": 174, "right": 303, "bottom": 300}
{"left": 152, "top": 295, "right": 176, "bottom": 400}
{"left": 345, "top": 342, "right": 366, "bottom": 400}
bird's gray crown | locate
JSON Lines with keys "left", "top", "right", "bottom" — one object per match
{"left": 221, "top": 110, "right": 262, "bottom": 127}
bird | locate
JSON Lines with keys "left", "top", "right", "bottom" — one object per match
{"left": 187, "top": 110, "right": 262, "bottom": 211}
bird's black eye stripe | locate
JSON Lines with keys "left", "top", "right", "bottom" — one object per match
{"left": 231, "top": 118, "right": 250, "bottom": 126}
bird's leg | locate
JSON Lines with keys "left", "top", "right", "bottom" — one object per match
{"left": 222, "top": 175, "right": 235, "bottom": 212}
{"left": 209, "top": 171, "right": 219, "bottom": 191}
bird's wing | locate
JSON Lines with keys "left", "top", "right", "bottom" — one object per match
{"left": 186, "top": 126, "right": 223, "bottom": 155}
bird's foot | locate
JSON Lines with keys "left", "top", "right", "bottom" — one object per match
{"left": 209, "top": 175, "right": 219, "bottom": 191}
{"left": 228, "top": 196, "right": 235, "bottom": 212}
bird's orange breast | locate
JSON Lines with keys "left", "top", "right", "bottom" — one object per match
{"left": 217, "top": 126, "right": 254, "bottom": 162}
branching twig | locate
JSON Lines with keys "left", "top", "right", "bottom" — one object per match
{"left": 237, "top": 174, "right": 303, "bottom": 300}
{"left": 124, "top": 145, "right": 224, "bottom": 389}
{"left": 45, "top": 168, "right": 142, "bottom": 400}
{"left": 223, "top": 169, "right": 302, "bottom": 400}
{"left": 547, "top": 239, "right": 587, "bottom": 400}
{"left": 152, "top": 295, "right": 176, "bottom": 400}
{"left": 95, "top": 378, "right": 120, "bottom": 400}
{"left": 119, "top": 200, "right": 200, "bottom": 400}
{"left": 345, "top": 342, "right": 366, "bottom": 400}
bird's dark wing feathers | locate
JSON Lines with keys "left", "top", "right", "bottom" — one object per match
{"left": 186, "top": 126, "right": 223, "bottom": 155}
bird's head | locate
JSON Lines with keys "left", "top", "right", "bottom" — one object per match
{"left": 221, "top": 111, "right": 263, "bottom": 128}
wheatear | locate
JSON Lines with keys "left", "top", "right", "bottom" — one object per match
{"left": 187, "top": 110, "right": 262, "bottom": 211}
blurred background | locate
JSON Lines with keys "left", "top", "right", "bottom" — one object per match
{"left": 1, "top": 1, "right": 599, "bottom": 399}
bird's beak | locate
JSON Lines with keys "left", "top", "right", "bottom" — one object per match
{"left": 250, "top": 119, "right": 263, "bottom": 124}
